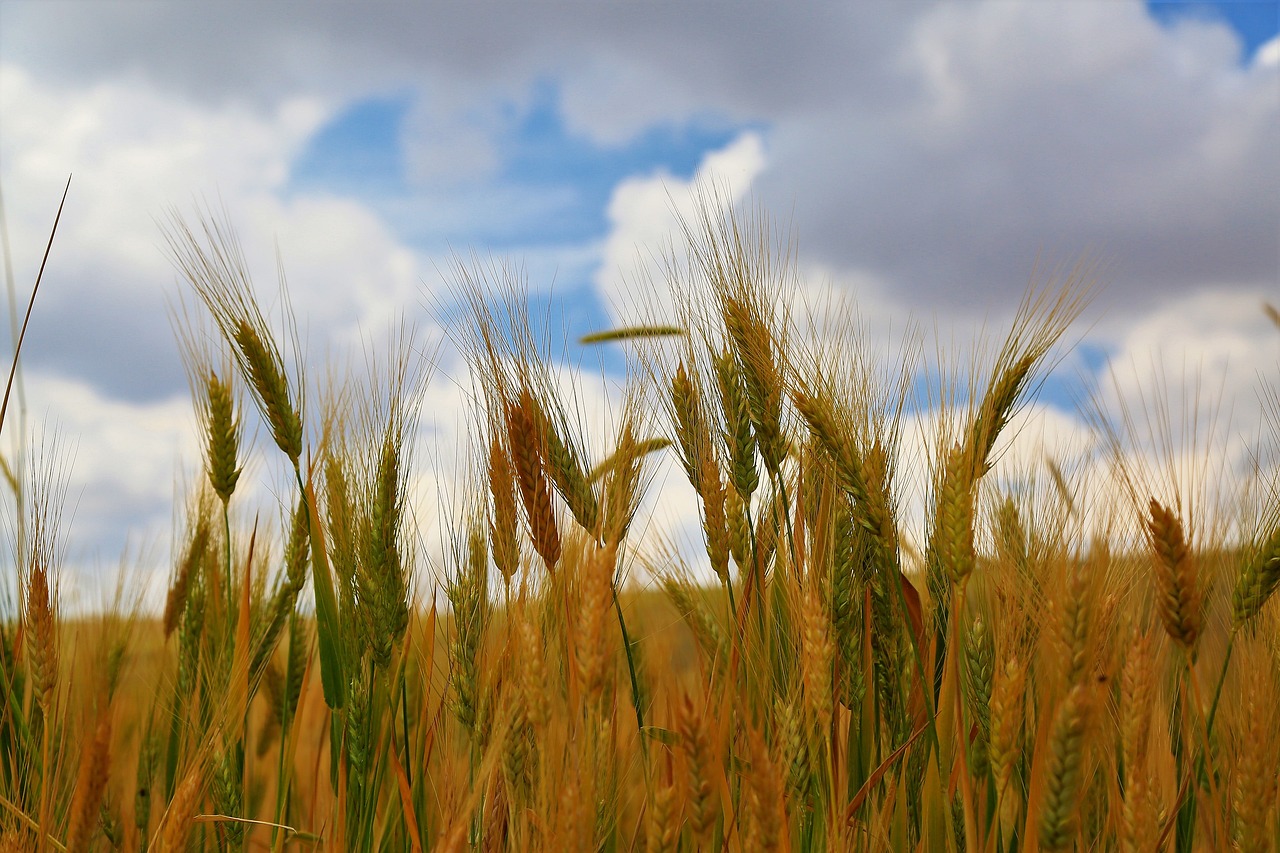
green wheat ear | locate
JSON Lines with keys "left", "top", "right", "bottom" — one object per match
{"left": 579, "top": 324, "right": 685, "bottom": 344}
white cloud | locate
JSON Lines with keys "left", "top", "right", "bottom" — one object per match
{"left": 595, "top": 131, "right": 767, "bottom": 325}
{"left": 0, "top": 59, "right": 452, "bottom": 587}
{"left": 1258, "top": 35, "right": 1280, "bottom": 69}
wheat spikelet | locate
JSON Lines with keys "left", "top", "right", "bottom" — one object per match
{"left": 204, "top": 370, "right": 242, "bottom": 503}
{"left": 516, "top": 612, "right": 551, "bottom": 731}
{"left": 800, "top": 579, "right": 834, "bottom": 734}
{"left": 726, "top": 481, "right": 750, "bottom": 570}
{"left": 345, "top": 663, "right": 371, "bottom": 781}
{"left": 233, "top": 319, "right": 302, "bottom": 465}
{"left": 531, "top": 397, "right": 600, "bottom": 535}
{"left": 506, "top": 393, "right": 561, "bottom": 571}
{"left": 970, "top": 351, "right": 1037, "bottom": 478}
{"left": 1120, "top": 632, "right": 1155, "bottom": 772}
{"left": 502, "top": 690, "right": 534, "bottom": 805}
{"left": 211, "top": 749, "right": 245, "bottom": 848}
{"left": 1058, "top": 557, "right": 1092, "bottom": 688}
{"left": 644, "top": 771, "right": 679, "bottom": 853}
{"left": 283, "top": 612, "right": 308, "bottom": 723}
{"left": 934, "top": 442, "right": 976, "bottom": 584}
{"left": 1231, "top": 677, "right": 1278, "bottom": 853}
{"left": 699, "top": 453, "right": 731, "bottom": 583}
{"left": 448, "top": 521, "right": 490, "bottom": 731}
{"left": 714, "top": 348, "right": 759, "bottom": 501}
{"left": 26, "top": 561, "right": 56, "bottom": 717}
{"left": 577, "top": 545, "right": 615, "bottom": 707}
{"left": 1145, "top": 498, "right": 1203, "bottom": 655}
{"left": 359, "top": 429, "right": 410, "bottom": 667}
{"left": 742, "top": 724, "right": 785, "bottom": 851}
{"left": 792, "top": 386, "right": 890, "bottom": 542}
{"left": 488, "top": 432, "right": 521, "bottom": 584}
{"left": 721, "top": 296, "right": 785, "bottom": 477}
{"left": 155, "top": 764, "right": 203, "bottom": 853}
{"left": 165, "top": 210, "right": 306, "bottom": 467}
{"left": 1233, "top": 523, "right": 1280, "bottom": 628}
{"left": 65, "top": 709, "right": 112, "bottom": 852}
{"left": 670, "top": 360, "right": 708, "bottom": 491}
{"left": 164, "top": 500, "right": 214, "bottom": 638}
{"left": 1037, "top": 683, "right": 1092, "bottom": 851}
{"left": 676, "top": 693, "right": 717, "bottom": 845}
{"left": 580, "top": 324, "right": 685, "bottom": 344}
{"left": 993, "top": 495, "right": 1031, "bottom": 576}
{"left": 969, "top": 276, "right": 1091, "bottom": 478}
{"left": 990, "top": 655, "right": 1027, "bottom": 828}
{"left": 324, "top": 450, "right": 358, "bottom": 598}
{"left": 1119, "top": 632, "right": 1157, "bottom": 852}
{"left": 775, "top": 689, "right": 810, "bottom": 802}
{"left": 963, "top": 615, "right": 994, "bottom": 778}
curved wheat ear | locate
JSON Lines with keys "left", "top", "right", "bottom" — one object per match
{"left": 791, "top": 386, "right": 895, "bottom": 560}
{"left": 1145, "top": 499, "right": 1202, "bottom": 656}
{"left": 506, "top": 392, "right": 560, "bottom": 571}
{"left": 234, "top": 319, "right": 303, "bottom": 465}
{"left": 530, "top": 396, "right": 599, "bottom": 535}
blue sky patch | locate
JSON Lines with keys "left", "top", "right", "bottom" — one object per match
{"left": 1147, "top": 0, "right": 1280, "bottom": 61}
{"left": 289, "top": 81, "right": 750, "bottom": 251}
{"left": 291, "top": 93, "right": 412, "bottom": 194}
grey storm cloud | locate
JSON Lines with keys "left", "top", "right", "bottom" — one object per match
{"left": 4, "top": 0, "right": 1277, "bottom": 315}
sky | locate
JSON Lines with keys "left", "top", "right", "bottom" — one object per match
{"left": 0, "top": 1, "right": 1277, "bottom": 606}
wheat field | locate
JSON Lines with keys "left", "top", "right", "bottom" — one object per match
{"left": 1, "top": 193, "right": 1278, "bottom": 852}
